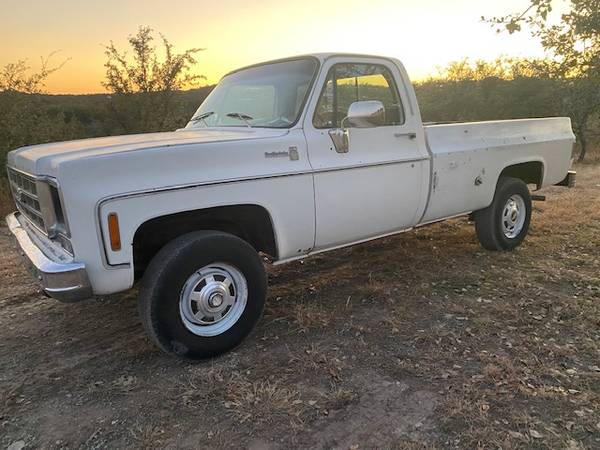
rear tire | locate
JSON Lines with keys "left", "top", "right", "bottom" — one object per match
{"left": 138, "top": 231, "right": 267, "bottom": 360}
{"left": 474, "top": 177, "right": 532, "bottom": 251}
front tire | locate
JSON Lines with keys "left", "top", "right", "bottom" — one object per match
{"left": 474, "top": 177, "right": 532, "bottom": 251}
{"left": 139, "top": 231, "right": 267, "bottom": 359}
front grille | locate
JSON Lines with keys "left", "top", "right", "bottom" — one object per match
{"left": 7, "top": 167, "right": 45, "bottom": 230}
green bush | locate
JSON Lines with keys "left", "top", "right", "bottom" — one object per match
{"left": 0, "top": 87, "right": 213, "bottom": 176}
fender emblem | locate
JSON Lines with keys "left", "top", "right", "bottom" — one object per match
{"left": 265, "top": 151, "right": 289, "bottom": 158}
{"left": 264, "top": 147, "right": 300, "bottom": 161}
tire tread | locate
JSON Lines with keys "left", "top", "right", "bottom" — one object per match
{"left": 474, "top": 177, "right": 532, "bottom": 251}
{"left": 138, "top": 230, "right": 266, "bottom": 359}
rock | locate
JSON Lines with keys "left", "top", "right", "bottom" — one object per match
{"left": 529, "top": 429, "right": 543, "bottom": 439}
{"left": 7, "top": 441, "right": 26, "bottom": 450}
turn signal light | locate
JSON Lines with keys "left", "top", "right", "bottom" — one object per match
{"left": 107, "top": 213, "right": 121, "bottom": 251}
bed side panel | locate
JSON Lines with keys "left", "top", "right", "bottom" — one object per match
{"left": 421, "top": 117, "right": 574, "bottom": 223}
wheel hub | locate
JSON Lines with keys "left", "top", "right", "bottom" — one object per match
{"left": 179, "top": 263, "right": 248, "bottom": 337}
{"left": 501, "top": 194, "right": 526, "bottom": 239}
{"left": 208, "top": 292, "right": 224, "bottom": 308}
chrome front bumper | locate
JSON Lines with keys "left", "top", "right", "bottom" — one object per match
{"left": 6, "top": 212, "right": 92, "bottom": 302}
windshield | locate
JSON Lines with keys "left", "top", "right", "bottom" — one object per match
{"left": 186, "top": 58, "right": 318, "bottom": 129}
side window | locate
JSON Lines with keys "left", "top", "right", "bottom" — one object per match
{"left": 313, "top": 63, "right": 404, "bottom": 129}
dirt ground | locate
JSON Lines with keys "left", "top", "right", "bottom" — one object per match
{"left": 1, "top": 165, "right": 599, "bottom": 450}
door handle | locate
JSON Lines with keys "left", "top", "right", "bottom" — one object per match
{"left": 394, "top": 132, "right": 417, "bottom": 140}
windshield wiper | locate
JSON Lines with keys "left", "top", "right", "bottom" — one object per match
{"left": 226, "top": 112, "right": 254, "bottom": 128}
{"left": 190, "top": 111, "right": 214, "bottom": 126}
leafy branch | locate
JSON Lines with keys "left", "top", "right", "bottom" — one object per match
{"left": 102, "top": 26, "right": 205, "bottom": 94}
{"left": 484, "top": 0, "right": 600, "bottom": 160}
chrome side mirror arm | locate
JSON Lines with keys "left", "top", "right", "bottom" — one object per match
{"left": 328, "top": 128, "right": 349, "bottom": 153}
{"left": 329, "top": 116, "right": 350, "bottom": 153}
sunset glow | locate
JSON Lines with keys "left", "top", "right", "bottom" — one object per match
{"left": 1, "top": 0, "right": 565, "bottom": 94}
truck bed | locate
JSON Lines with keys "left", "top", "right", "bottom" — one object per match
{"left": 420, "top": 117, "right": 575, "bottom": 223}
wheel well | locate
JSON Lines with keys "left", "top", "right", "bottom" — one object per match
{"left": 499, "top": 161, "right": 544, "bottom": 189}
{"left": 132, "top": 205, "right": 277, "bottom": 280}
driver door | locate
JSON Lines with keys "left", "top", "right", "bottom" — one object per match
{"left": 304, "top": 57, "right": 430, "bottom": 250}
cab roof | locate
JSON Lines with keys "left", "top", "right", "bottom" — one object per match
{"left": 225, "top": 53, "right": 398, "bottom": 77}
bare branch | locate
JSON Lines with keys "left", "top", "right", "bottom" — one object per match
{"left": 0, "top": 52, "right": 70, "bottom": 93}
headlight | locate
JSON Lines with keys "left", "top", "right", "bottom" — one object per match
{"left": 36, "top": 178, "right": 70, "bottom": 248}
{"left": 8, "top": 167, "right": 72, "bottom": 254}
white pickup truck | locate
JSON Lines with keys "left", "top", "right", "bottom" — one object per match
{"left": 6, "top": 53, "right": 576, "bottom": 359}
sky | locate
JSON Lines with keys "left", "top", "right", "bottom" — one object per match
{"left": 0, "top": 0, "right": 567, "bottom": 94}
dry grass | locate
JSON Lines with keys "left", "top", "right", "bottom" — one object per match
{"left": 579, "top": 142, "right": 600, "bottom": 165}
{"left": 288, "top": 343, "right": 345, "bottom": 383}
{"left": 0, "top": 178, "right": 13, "bottom": 218}
{"left": 178, "top": 365, "right": 310, "bottom": 430}
{"left": 177, "top": 365, "right": 229, "bottom": 408}
{"left": 0, "top": 382, "right": 23, "bottom": 413}
{"left": 224, "top": 375, "right": 306, "bottom": 428}
{"left": 267, "top": 300, "right": 332, "bottom": 334}
{"left": 129, "top": 424, "right": 166, "bottom": 450}
{"left": 1, "top": 163, "right": 599, "bottom": 448}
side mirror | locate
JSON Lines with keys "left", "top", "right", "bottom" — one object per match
{"left": 328, "top": 100, "right": 386, "bottom": 154}
{"left": 346, "top": 100, "right": 385, "bottom": 128}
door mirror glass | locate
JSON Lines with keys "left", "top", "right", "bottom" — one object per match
{"left": 345, "top": 100, "right": 385, "bottom": 128}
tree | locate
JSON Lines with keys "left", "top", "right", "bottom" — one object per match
{"left": 485, "top": 0, "right": 600, "bottom": 160}
{"left": 0, "top": 54, "right": 83, "bottom": 169}
{"left": 415, "top": 58, "right": 561, "bottom": 124}
{"left": 102, "top": 26, "right": 205, "bottom": 133}
{"left": 0, "top": 54, "right": 86, "bottom": 216}
{"left": 0, "top": 53, "right": 68, "bottom": 93}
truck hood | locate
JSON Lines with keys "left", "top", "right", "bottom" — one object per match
{"left": 7, "top": 128, "right": 288, "bottom": 176}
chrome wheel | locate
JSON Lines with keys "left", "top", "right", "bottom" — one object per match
{"left": 179, "top": 263, "right": 248, "bottom": 337}
{"left": 501, "top": 194, "right": 526, "bottom": 239}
